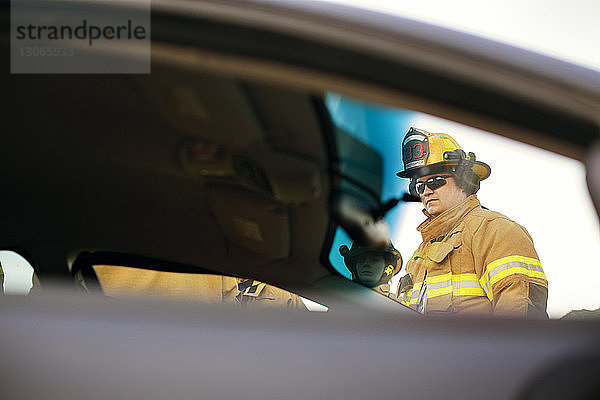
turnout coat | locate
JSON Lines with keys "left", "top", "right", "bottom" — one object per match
{"left": 400, "top": 195, "right": 548, "bottom": 318}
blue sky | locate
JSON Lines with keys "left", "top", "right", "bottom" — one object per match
{"left": 325, "top": 93, "right": 413, "bottom": 278}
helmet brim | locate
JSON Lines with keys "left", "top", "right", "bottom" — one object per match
{"left": 396, "top": 160, "right": 491, "bottom": 180}
{"left": 342, "top": 245, "right": 402, "bottom": 279}
{"left": 343, "top": 246, "right": 400, "bottom": 261}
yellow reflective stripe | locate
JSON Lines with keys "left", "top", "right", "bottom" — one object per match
{"left": 480, "top": 255, "right": 541, "bottom": 286}
{"left": 427, "top": 286, "right": 453, "bottom": 298}
{"left": 426, "top": 273, "right": 452, "bottom": 284}
{"left": 453, "top": 287, "right": 486, "bottom": 296}
{"left": 452, "top": 273, "right": 478, "bottom": 282}
{"left": 426, "top": 286, "right": 486, "bottom": 298}
{"left": 425, "top": 273, "right": 479, "bottom": 284}
{"left": 486, "top": 255, "right": 541, "bottom": 271}
{"left": 479, "top": 255, "right": 546, "bottom": 301}
{"left": 418, "top": 273, "right": 488, "bottom": 299}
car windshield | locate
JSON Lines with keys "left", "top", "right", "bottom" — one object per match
{"left": 325, "top": 92, "right": 600, "bottom": 318}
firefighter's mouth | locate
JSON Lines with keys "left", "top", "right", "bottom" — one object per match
{"left": 425, "top": 199, "right": 438, "bottom": 207}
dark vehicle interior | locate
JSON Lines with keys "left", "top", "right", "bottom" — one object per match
{"left": 2, "top": 1, "right": 599, "bottom": 307}
{"left": 3, "top": 57, "right": 414, "bottom": 309}
{"left": 3, "top": 71, "right": 327, "bottom": 284}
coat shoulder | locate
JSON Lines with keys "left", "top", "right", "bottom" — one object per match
{"left": 468, "top": 207, "right": 514, "bottom": 224}
{"left": 464, "top": 206, "right": 526, "bottom": 235}
{"left": 467, "top": 206, "right": 532, "bottom": 239}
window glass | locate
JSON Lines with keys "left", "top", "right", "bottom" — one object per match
{"left": 326, "top": 93, "right": 600, "bottom": 318}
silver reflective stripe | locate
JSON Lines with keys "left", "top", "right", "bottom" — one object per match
{"left": 417, "top": 274, "right": 427, "bottom": 314}
{"left": 454, "top": 280, "right": 483, "bottom": 289}
{"left": 425, "top": 279, "right": 452, "bottom": 290}
{"left": 482, "top": 280, "right": 492, "bottom": 298}
{"left": 413, "top": 273, "right": 489, "bottom": 308}
{"left": 407, "top": 288, "right": 420, "bottom": 304}
{"left": 488, "top": 261, "right": 544, "bottom": 281}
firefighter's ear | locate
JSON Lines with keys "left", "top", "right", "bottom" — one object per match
{"left": 409, "top": 179, "right": 419, "bottom": 198}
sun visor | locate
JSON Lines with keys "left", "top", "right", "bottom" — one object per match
{"left": 180, "top": 142, "right": 322, "bottom": 204}
{"left": 206, "top": 185, "right": 290, "bottom": 259}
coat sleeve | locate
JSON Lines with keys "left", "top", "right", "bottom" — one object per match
{"left": 255, "top": 284, "right": 308, "bottom": 310}
{"left": 471, "top": 217, "right": 548, "bottom": 318}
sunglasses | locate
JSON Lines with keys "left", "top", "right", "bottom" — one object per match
{"left": 415, "top": 175, "right": 452, "bottom": 195}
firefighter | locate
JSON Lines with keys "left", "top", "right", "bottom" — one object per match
{"left": 339, "top": 241, "right": 402, "bottom": 299}
{"left": 222, "top": 277, "right": 307, "bottom": 310}
{"left": 396, "top": 127, "right": 548, "bottom": 317}
{"left": 97, "top": 267, "right": 306, "bottom": 310}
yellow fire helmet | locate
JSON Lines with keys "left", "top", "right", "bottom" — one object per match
{"left": 339, "top": 242, "right": 402, "bottom": 287}
{"left": 396, "top": 127, "right": 491, "bottom": 194}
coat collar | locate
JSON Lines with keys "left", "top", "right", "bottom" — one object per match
{"left": 236, "top": 279, "right": 267, "bottom": 297}
{"left": 417, "top": 194, "right": 481, "bottom": 242}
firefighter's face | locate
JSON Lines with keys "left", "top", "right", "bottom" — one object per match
{"left": 417, "top": 173, "right": 466, "bottom": 216}
{"left": 355, "top": 252, "right": 386, "bottom": 286}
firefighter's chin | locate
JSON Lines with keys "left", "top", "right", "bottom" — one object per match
{"left": 425, "top": 198, "right": 442, "bottom": 216}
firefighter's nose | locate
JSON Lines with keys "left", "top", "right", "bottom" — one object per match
{"left": 421, "top": 184, "right": 433, "bottom": 196}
